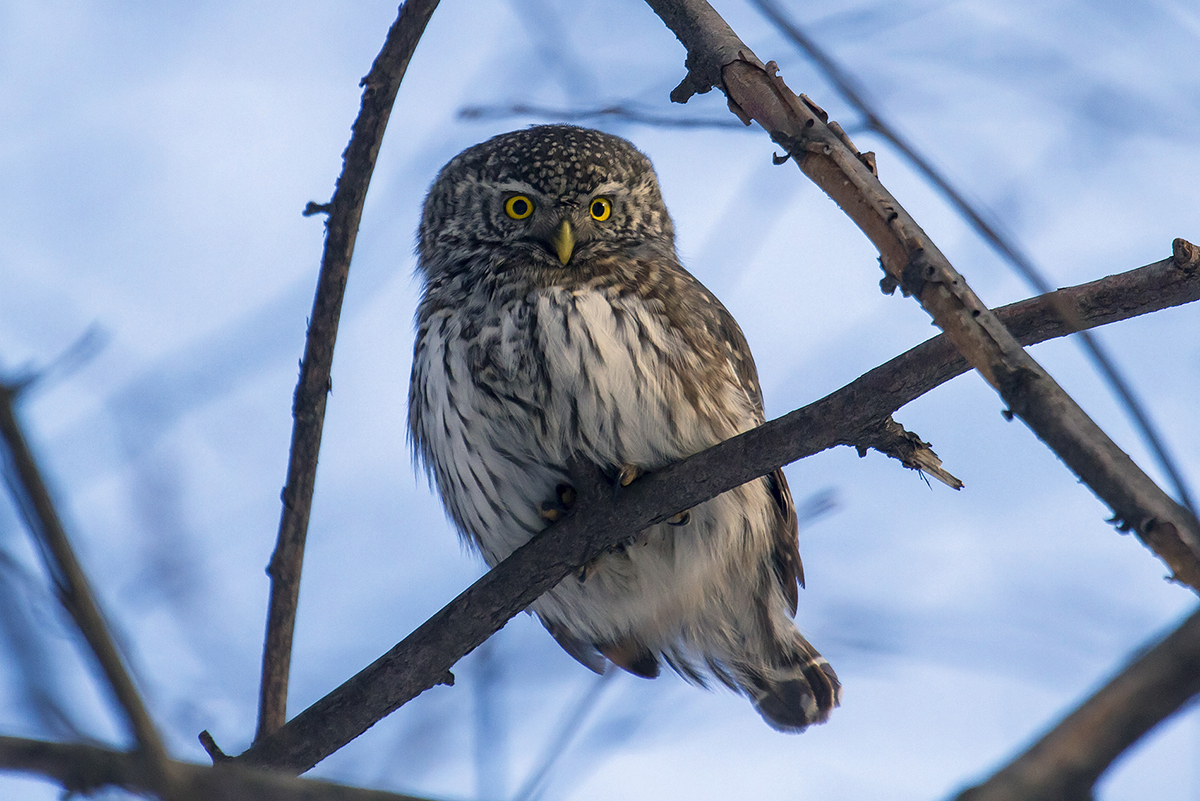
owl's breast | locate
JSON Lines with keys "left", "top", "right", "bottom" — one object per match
{"left": 533, "top": 286, "right": 758, "bottom": 470}
{"left": 410, "top": 284, "right": 759, "bottom": 563}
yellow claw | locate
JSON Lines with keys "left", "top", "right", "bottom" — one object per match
{"left": 551, "top": 219, "right": 574, "bottom": 265}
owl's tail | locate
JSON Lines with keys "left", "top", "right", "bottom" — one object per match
{"left": 742, "top": 634, "right": 841, "bottom": 733}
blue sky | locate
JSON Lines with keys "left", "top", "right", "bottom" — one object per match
{"left": 2, "top": 1, "right": 1199, "bottom": 799}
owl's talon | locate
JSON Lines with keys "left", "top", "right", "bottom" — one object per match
{"left": 667, "top": 510, "right": 691, "bottom": 527}
{"left": 617, "top": 463, "right": 643, "bottom": 487}
{"left": 539, "top": 482, "right": 577, "bottom": 523}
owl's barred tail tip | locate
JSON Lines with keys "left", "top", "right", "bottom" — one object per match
{"left": 749, "top": 657, "right": 841, "bottom": 733}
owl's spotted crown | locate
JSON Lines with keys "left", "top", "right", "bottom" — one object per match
{"left": 449, "top": 125, "right": 653, "bottom": 198}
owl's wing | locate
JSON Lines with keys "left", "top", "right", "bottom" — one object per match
{"left": 709, "top": 299, "right": 805, "bottom": 611}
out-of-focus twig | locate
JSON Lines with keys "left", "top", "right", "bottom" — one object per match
{"left": 0, "top": 734, "right": 437, "bottom": 801}
{"left": 511, "top": 668, "right": 616, "bottom": 801}
{"left": 254, "top": 0, "right": 441, "bottom": 744}
{"left": 459, "top": 102, "right": 748, "bottom": 129}
{"left": 236, "top": 251, "right": 1200, "bottom": 774}
{"left": 645, "top": 0, "right": 1200, "bottom": 591}
{"left": 0, "top": 379, "right": 173, "bottom": 794}
{"left": 751, "top": 0, "right": 1196, "bottom": 517}
{"left": 955, "top": 606, "right": 1200, "bottom": 801}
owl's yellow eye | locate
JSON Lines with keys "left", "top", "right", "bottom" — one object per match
{"left": 504, "top": 195, "right": 534, "bottom": 220}
{"left": 589, "top": 197, "right": 612, "bottom": 221}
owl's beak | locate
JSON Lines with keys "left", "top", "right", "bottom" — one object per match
{"left": 550, "top": 219, "right": 575, "bottom": 265}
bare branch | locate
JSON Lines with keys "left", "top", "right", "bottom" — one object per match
{"left": 752, "top": 0, "right": 1196, "bottom": 517}
{"left": 257, "top": 0, "right": 441, "bottom": 743}
{"left": 955, "top": 607, "right": 1200, "bottom": 801}
{"left": 0, "top": 382, "right": 172, "bottom": 793}
{"left": 644, "top": 0, "right": 1200, "bottom": 591}
{"left": 236, "top": 253, "right": 1199, "bottom": 774}
{"left": 0, "top": 735, "right": 437, "bottom": 801}
{"left": 458, "top": 102, "right": 749, "bottom": 129}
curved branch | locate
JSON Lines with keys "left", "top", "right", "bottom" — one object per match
{"left": 956, "top": 607, "right": 1200, "bottom": 801}
{"left": 237, "top": 253, "right": 1200, "bottom": 774}
{"left": 257, "top": 0, "right": 441, "bottom": 742}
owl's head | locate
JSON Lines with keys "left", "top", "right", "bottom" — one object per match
{"left": 418, "top": 125, "right": 675, "bottom": 287}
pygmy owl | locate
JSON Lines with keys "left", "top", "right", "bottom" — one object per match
{"left": 408, "top": 125, "right": 839, "bottom": 731}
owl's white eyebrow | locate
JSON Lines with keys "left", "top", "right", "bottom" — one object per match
{"left": 590, "top": 180, "right": 625, "bottom": 197}
{"left": 494, "top": 180, "right": 538, "bottom": 194}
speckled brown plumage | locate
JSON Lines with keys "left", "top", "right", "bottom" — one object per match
{"left": 408, "top": 125, "right": 839, "bottom": 731}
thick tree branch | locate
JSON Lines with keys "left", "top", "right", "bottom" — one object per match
{"left": 237, "top": 253, "right": 1199, "bottom": 774}
{"left": 0, "top": 381, "right": 173, "bottom": 794}
{"left": 955, "top": 607, "right": 1200, "bottom": 801}
{"left": 752, "top": 0, "right": 1196, "bottom": 516}
{"left": 644, "top": 0, "right": 1200, "bottom": 591}
{"left": 256, "top": 0, "right": 441, "bottom": 743}
{"left": 0, "top": 735, "right": 436, "bottom": 801}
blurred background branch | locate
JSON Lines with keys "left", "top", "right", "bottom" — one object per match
{"left": 0, "top": 374, "right": 173, "bottom": 795}
{"left": 956, "top": 606, "right": 1200, "bottom": 801}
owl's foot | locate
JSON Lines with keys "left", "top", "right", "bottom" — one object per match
{"left": 615, "top": 464, "right": 689, "bottom": 526}
{"left": 539, "top": 482, "right": 577, "bottom": 523}
{"left": 616, "top": 463, "right": 643, "bottom": 487}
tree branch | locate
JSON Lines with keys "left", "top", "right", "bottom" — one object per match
{"left": 643, "top": 0, "right": 1200, "bottom": 591}
{"left": 955, "top": 606, "right": 1200, "bottom": 801}
{"left": 236, "top": 252, "right": 1199, "bottom": 774}
{"left": 256, "top": 0, "right": 441, "bottom": 743}
{"left": 751, "top": 0, "right": 1196, "bottom": 518}
{"left": 0, "top": 735, "right": 437, "bottom": 801}
{"left": 0, "top": 381, "right": 173, "bottom": 794}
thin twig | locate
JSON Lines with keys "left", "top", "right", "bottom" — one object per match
{"left": 236, "top": 253, "right": 1200, "bottom": 774}
{"left": 955, "top": 607, "right": 1200, "bottom": 801}
{"left": 458, "top": 102, "right": 749, "bottom": 129}
{"left": 0, "top": 381, "right": 173, "bottom": 794}
{"left": 645, "top": 0, "right": 1200, "bottom": 590}
{"left": 0, "top": 734, "right": 438, "bottom": 801}
{"left": 750, "top": 0, "right": 1196, "bottom": 518}
{"left": 256, "top": 0, "right": 441, "bottom": 743}
{"left": 511, "top": 668, "right": 616, "bottom": 801}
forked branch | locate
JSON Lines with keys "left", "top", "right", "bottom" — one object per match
{"left": 237, "top": 252, "right": 1200, "bottom": 773}
{"left": 644, "top": 0, "right": 1200, "bottom": 591}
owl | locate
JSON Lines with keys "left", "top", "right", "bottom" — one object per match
{"left": 408, "top": 125, "right": 840, "bottom": 731}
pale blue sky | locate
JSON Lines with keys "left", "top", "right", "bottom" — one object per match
{"left": 2, "top": 1, "right": 1198, "bottom": 799}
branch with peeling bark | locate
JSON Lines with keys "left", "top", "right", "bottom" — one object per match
{"left": 235, "top": 252, "right": 1200, "bottom": 774}
{"left": 255, "top": 0, "right": 441, "bottom": 745}
{"left": 643, "top": 0, "right": 1200, "bottom": 591}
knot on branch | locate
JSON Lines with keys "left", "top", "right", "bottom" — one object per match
{"left": 1173, "top": 238, "right": 1200, "bottom": 273}
{"left": 899, "top": 249, "right": 935, "bottom": 298}
{"left": 855, "top": 418, "right": 963, "bottom": 489}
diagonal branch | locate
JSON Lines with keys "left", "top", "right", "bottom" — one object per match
{"left": 751, "top": 0, "right": 1196, "bottom": 517}
{"left": 644, "top": 0, "right": 1200, "bottom": 591}
{"left": 256, "top": 0, "right": 441, "bottom": 743}
{"left": 0, "top": 735, "right": 437, "bottom": 801}
{"left": 236, "top": 252, "right": 1200, "bottom": 774}
{"left": 955, "top": 606, "right": 1200, "bottom": 801}
{"left": 0, "top": 381, "right": 172, "bottom": 793}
